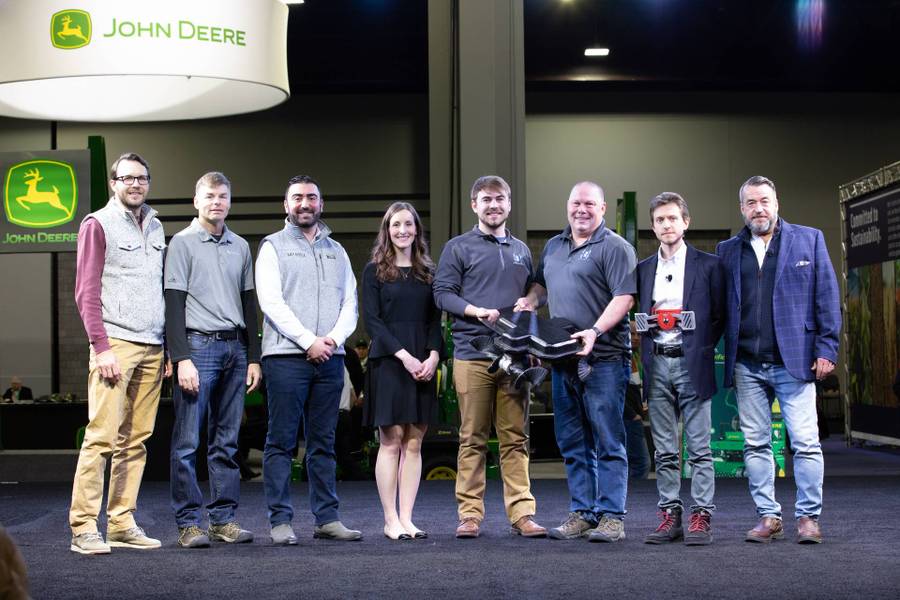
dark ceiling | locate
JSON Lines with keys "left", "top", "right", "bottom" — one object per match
{"left": 286, "top": 0, "right": 900, "bottom": 93}
{"left": 287, "top": 0, "right": 428, "bottom": 92}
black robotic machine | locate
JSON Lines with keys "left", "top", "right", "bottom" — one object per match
{"left": 470, "top": 308, "right": 590, "bottom": 388}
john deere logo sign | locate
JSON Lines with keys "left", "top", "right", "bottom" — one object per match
{"left": 4, "top": 160, "right": 78, "bottom": 228}
{"left": 51, "top": 9, "right": 92, "bottom": 49}
{"left": 47, "top": 9, "right": 248, "bottom": 48}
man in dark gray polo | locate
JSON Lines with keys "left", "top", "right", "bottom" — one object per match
{"left": 434, "top": 175, "right": 546, "bottom": 539}
{"left": 165, "top": 171, "right": 262, "bottom": 548}
{"left": 517, "top": 181, "right": 637, "bottom": 543}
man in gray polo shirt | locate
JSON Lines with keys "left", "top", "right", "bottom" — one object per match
{"left": 164, "top": 171, "right": 261, "bottom": 548}
{"left": 517, "top": 181, "right": 637, "bottom": 543}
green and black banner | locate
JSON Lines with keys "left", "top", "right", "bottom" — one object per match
{"left": 0, "top": 150, "right": 91, "bottom": 253}
{"left": 841, "top": 161, "right": 900, "bottom": 444}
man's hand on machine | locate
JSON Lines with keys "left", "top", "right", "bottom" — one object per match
{"left": 513, "top": 297, "right": 535, "bottom": 312}
{"left": 474, "top": 307, "right": 500, "bottom": 324}
{"left": 571, "top": 328, "right": 598, "bottom": 357}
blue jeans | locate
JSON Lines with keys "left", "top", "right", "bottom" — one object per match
{"left": 734, "top": 359, "right": 823, "bottom": 519}
{"left": 647, "top": 354, "right": 715, "bottom": 512}
{"left": 552, "top": 357, "right": 630, "bottom": 520}
{"left": 170, "top": 334, "right": 247, "bottom": 527}
{"left": 624, "top": 418, "right": 650, "bottom": 480}
{"left": 263, "top": 354, "right": 343, "bottom": 527}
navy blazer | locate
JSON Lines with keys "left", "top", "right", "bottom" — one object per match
{"left": 637, "top": 244, "right": 725, "bottom": 400}
{"left": 716, "top": 219, "right": 841, "bottom": 387}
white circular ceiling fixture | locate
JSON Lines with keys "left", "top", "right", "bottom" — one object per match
{"left": 0, "top": 0, "right": 290, "bottom": 122}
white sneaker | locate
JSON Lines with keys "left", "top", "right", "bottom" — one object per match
{"left": 270, "top": 523, "right": 298, "bottom": 546}
{"left": 107, "top": 526, "right": 161, "bottom": 549}
{"left": 70, "top": 532, "right": 111, "bottom": 555}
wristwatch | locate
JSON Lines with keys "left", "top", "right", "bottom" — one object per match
{"left": 591, "top": 325, "right": 603, "bottom": 337}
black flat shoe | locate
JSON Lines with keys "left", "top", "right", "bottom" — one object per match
{"left": 413, "top": 531, "right": 428, "bottom": 539}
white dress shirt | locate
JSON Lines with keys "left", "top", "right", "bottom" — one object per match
{"left": 750, "top": 234, "right": 771, "bottom": 268}
{"left": 651, "top": 242, "right": 687, "bottom": 345}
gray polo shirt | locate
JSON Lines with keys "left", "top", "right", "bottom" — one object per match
{"left": 536, "top": 221, "right": 637, "bottom": 360}
{"left": 164, "top": 218, "right": 254, "bottom": 332}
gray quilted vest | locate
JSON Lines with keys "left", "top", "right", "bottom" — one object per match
{"left": 87, "top": 197, "right": 166, "bottom": 345}
{"left": 260, "top": 221, "right": 353, "bottom": 358}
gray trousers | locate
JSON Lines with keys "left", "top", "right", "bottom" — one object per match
{"left": 647, "top": 353, "right": 715, "bottom": 512}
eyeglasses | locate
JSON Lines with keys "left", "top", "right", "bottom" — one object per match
{"left": 114, "top": 175, "right": 151, "bottom": 185}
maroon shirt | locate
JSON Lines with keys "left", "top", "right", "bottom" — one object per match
{"left": 74, "top": 209, "right": 148, "bottom": 354}
{"left": 74, "top": 218, "right": 111, "bottom": 354}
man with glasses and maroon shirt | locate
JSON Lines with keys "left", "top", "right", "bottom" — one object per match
{"left": 70, "top": 152, "right": 170, "bottom": 554}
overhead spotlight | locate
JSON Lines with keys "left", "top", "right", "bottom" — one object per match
{"left": 584, "top": 48, "right": 610, "bottom": 57}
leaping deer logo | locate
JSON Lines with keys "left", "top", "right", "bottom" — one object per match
{"left": 56, "top": 16, "right": 88, "bottom": 44}
{"left": 16, "top": 169, "right": 72, "bottom": 218}
{"left": 51, "top": 10, "right": 92, "bottom": 50}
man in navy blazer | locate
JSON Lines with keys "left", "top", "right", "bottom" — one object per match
{"left": 716, "top": 176, "right": 840, "bottom": 545}
{"left": 637, "top": 193, "right": 724, "bottom": 546}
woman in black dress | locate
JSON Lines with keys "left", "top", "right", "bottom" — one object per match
{"left": 362, "top": 202, "right": 441, "bottom": 540}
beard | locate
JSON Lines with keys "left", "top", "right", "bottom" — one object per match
{"left": 116, "top": 187, "right": 145, "bottom": 209}
{"left": 288, "top": 208, "right": 320, "bottom": 229}
{"left": 744, "top": 212, "right": 777, "bottom": 236}
{"left": 479, "top": 210, "right": 507, "bottom": 228}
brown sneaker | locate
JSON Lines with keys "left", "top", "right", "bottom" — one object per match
{"left": 745, "top": 517, "right": 784, "bottom": 543}
{"left": 510, "top": 515, "right": 547, "bottom": 538}
{"left": 455, "top": 517, "right": 481, "bottom": 539}
{"left": 797, "top": 516, "right": 823, "bottom": 544}
{"left": 548, "top": 513, "right": 594, "bottom": 540}
{"left": 587, "top": 515, "right": 625, "bottom": 543}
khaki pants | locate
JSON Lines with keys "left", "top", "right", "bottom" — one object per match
{"left": 69, "top": 339, "right": 163, "bottom": 535}
{"left": 453, "top": 359, "right": 535, "bottom": 524}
